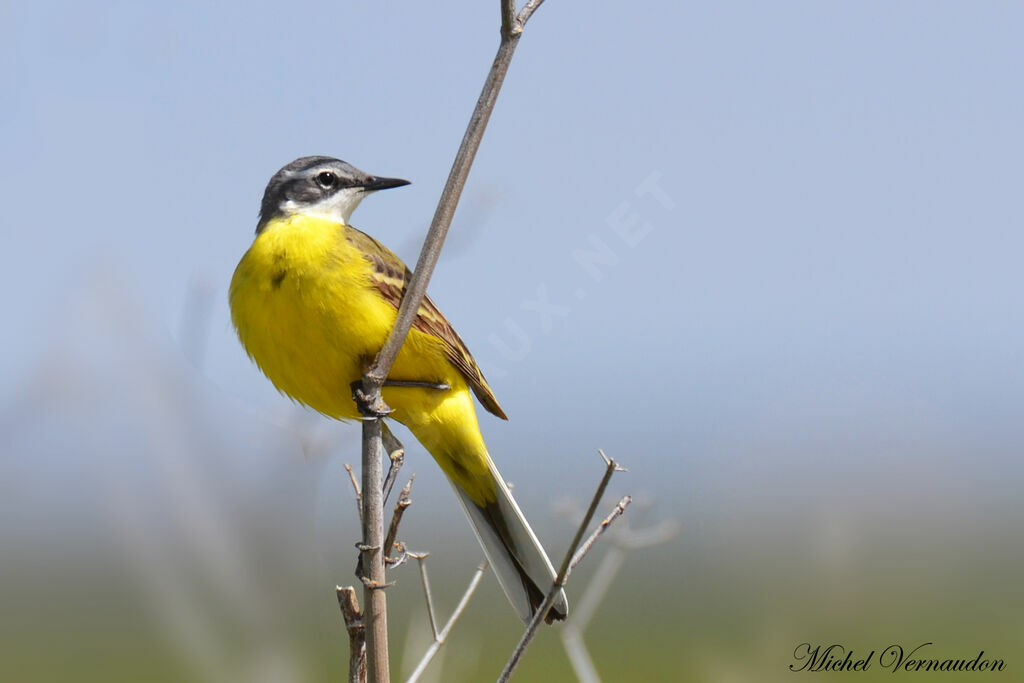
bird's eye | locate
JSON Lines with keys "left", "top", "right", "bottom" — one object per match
{"left": 316, "top": 171, "right": 337, "bottom": 188}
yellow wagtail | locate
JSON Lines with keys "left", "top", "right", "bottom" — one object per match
{"left": 230, "top": 156, "right": 567, "bottom": 623}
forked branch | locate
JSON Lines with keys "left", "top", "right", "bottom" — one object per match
{"left": 407, "top": 557, "right": 491, "bottom": 683}
{"left": 497, "top": 451, "right": 630, "bottom": 682}
{"left": 561, "top": 510, "right": 680, "bottom": 682}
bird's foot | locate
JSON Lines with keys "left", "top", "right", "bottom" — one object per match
{"left": 351, "top": 381, "right": 393, "bottom": 418}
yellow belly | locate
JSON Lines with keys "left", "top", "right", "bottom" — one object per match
{"left": 229, "top": 214, "right": 494, "bottom": 503}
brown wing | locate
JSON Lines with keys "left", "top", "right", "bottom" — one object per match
{"left": 346, "top": 226, "right": 508, "bottom": 420}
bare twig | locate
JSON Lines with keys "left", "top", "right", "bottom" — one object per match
{"left": 361, "top": 0, "right": 544, "bottom": 391}
{"left": 568, "top": 496, "right": 631, "bottom": 574}
{"left": 354, "top": 3, "right": 549, "bottom": 680}
{"left": 409, "top": 552, "right": 439, "bottom": 639}
{"left": 381, "top": 424, "right": 405, "bottom": 505}
{"left": 407, "top": 560, "right": 490, "bottom": 683}
{"left": 356, "top": 475, "right": 413, "bottom": 580}
{"left": 344, "top": 464, "right": 363, "bottom": 524}
{"left": 497, "top": 452, "right": 629, "bottom": 682}
{"left": 572, "top": 516, "right": 678, "bottom": 628}
{"left": 558, "top": 451, "right": 627, "bottom": 580}
{"left": 383, "top": 476, "right": 415, "bottom": 564}
{"left": 515, "top": 0, "right": 546, "bottom": 33}
{"left": 561, "top": 514, "right": 679, "bottom": 682}
{"left": 336, "top": 586, "right": 367, "bottom": 683}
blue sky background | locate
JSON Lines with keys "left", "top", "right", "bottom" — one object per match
{"left": 3, "top": 2, "right": 1023, "bottom": 680}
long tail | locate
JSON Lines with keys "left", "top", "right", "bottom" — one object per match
{"left": 448, "top": 461, "right": 569, "bottom": 624}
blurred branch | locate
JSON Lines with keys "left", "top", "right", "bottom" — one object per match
{"left": 179, "top": 275, "right": 215, "bottom": 369}
{"left": 360, "top": 0, "right": 548, "bottom": 393}
{"left": 560, "top": 627, "right": 599, "bottom": 683}
{"left": 561, "top": 510, "right": 680, "bottom": 682}
{"left": 498, "top": 451, "right": 630, "bottom": 682}
{"left": 353, "top": 2, "right": 550, "bottom": 680}
{"left": 336, "top": 586, "right": 367, "bottom": 683}
{"left": 407, "top": 558, "right": 490, "bottom": 683}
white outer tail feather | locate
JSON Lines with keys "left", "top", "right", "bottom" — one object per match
{"left": 448, "top": 461, "right": 569, "bottom": 624}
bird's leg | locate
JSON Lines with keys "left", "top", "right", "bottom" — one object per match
{"left": 382, "top": 379, "right": 451, "bottom": 391}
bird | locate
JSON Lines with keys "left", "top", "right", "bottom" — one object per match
{"left": 229, "top": 156, "right": 568, "bottom": 623}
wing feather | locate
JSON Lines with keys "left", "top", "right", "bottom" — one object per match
{"left": 346, "top": 227, "right": 508, "bottom": 420}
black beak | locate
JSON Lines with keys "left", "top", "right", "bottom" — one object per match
{"left": 364, "top": 175, "right": 411, "bottom": 191}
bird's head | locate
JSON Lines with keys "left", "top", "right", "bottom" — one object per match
{"left": 257, "top": 156, "right": 409, "bottom": 233}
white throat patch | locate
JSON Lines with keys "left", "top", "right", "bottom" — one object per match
{"left": 282, "top": 186, "right": 369, "bottom": 226}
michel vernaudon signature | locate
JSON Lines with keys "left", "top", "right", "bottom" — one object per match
{"left": 790, "top": 642, "right": 1006, "bottom": 673}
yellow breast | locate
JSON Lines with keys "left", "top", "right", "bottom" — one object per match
{"left": 229, "top": 214, "right": 453, "bottom": 420}
{"left": 230, "top": 213, "right": 494, "bottom": 503}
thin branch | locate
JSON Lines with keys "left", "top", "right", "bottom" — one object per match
{"left": 566, "top": 546, "right": 624, "bottom": 649}
{"left": 410, "top": 553, "right": 439, "bottom": 639}
{"left": 568, "top": 495, "right": 631, "bottom": 574}
{"left": 336, "top": 586, "right": 367, "bottom": 683}
{"left": 407, "top": 560, "right": 490, "bottom": 683}
{"left": 559, "top": 450, "right": 627, "bottom": 581}
{"left": 381, "top": 424, "right": 405, "bottom": 505}
{"left": 517, "top": 0, "right": 546, "bottom": 30}
{"left": 561, "top": 513, "right": 679, "bottom": 682}
{"left": 355, "top": 3, "right": 549, "bottom": 680}
{"left": 578, "top": 516, "right": 678, "bottom": 623}
{"left": 356, "top": 453, "right": 410, "bottom": 579}
{"left": 361, "top": 3, "right": 539, "bottom": 392}
{"left": 384, "top": 476, "right": 415, "bottom": 564}
{"left": 344, "top": 464, "right": 363, "bottom": 524}
{"left": 498, "top": 452, "right": 629, "bottom": 682}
